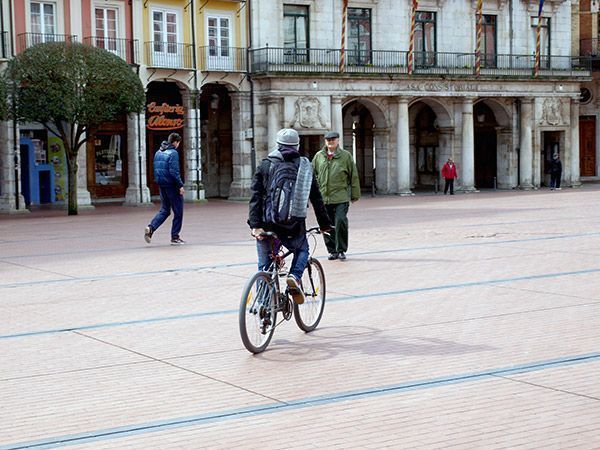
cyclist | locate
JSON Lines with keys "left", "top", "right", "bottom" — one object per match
{"left": 248, "top": 128, "right": 332, "bottom": 304}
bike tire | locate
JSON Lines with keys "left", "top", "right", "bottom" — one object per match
{"left": 294, "top": 257, "right": 326, "bottom": 332}
{"left": 239, "top": 271, "right": 277, "bottom": 354}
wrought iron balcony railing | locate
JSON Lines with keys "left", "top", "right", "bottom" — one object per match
{"left": 17, "top": 33, "right": 77, "bottom": 53}
{"left": 250, "top": 47, "right": 591, "bottom": 78}
{"left": 197, "top": 46, "right": 247, "bottom": 71}
{"left": 144, "top": 41, "right": 193, "bottom": 69}
{"left": 1, "top": 31, "right": 10, "bottom": 59}
{"left": 83, "top": 37, "right": 139, "bottom": 65}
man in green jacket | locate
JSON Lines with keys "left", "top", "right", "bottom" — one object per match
{"left": 312, "top": 131, "right": 361, "bottom": 260}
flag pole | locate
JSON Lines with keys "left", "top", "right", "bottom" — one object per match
{"left": 475, "top": 0, "right": 483, "bottom": 76}
{"left": 534, "top": 0, "right": 545, "bottom": 77}
{"left": 408, "top": 0, "right": 418, "bottom": 75}
{"left": 340, "top": 0, "right": 348, "bottom": 72}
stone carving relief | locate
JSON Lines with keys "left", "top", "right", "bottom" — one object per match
{"left": 540, "top": 98, "right": 564, "bottom": 126}
{"left": 289, "top": 96, "right": 328, "bottom": 129}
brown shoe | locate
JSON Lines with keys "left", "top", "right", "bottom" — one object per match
{"left": 286, "top": 276, "right": 305, "bottom": 304}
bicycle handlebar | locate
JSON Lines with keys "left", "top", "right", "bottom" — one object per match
{"left": 258, "top": 226, "right": 333, "bottom": 240}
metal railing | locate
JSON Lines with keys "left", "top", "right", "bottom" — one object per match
{"left": 1, "top": 31, "right": 10, "bottom": 59}
{"left": 83, "top": 37, "right": 139, "bottom": 65}
{"left": 144, "top": 41, "right": 194, "bottom": 69}
{"left": 250, "top": 47, "right": 591, "bottom": 78}
{"left": 17, "top": 33, "right": 77, "bottom": 53}
{"left": 197, "top": 46, "right": 246, "bottom": 71}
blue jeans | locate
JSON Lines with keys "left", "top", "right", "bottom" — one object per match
{"left": 150, "top": 186, "right": 184, "bottom": 239}
{"left": 257, "top": 234, "right": 309, "bottom": 281}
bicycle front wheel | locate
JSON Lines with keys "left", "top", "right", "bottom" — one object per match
{"left": 294, "top": 258, "right": 326, "bottom": 332}
{"left": 239, "top": 271, "right": 277, "bottom": 354}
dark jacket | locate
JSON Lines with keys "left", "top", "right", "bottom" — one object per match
{"left": 154, "top": 142, "right": 184, "bottom": 188}
{"left": 550, "top": 159, "right": 562, "bottom": 174}
{"left": 248, "top": 146, "right": 331, "bottom": 245}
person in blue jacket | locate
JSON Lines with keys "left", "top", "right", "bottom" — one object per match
{"left": 144, "top": 133, "right": 186, "bottom": 245}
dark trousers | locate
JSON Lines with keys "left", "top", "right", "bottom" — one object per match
{"left": 324, "top": 202, "right": 349, "bottom": 254}
{"left": 444, "top": 178, "right": 455, "bottom": 194}
{"left": 150, "top": 186, "right": 184, "bottom": 239}
{"left": 550, "top": 172, "right": 562, "bottom": 189}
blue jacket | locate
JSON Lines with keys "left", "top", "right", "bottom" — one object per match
{"left": 154, "top": 142, "right": 184, "bottom": 188}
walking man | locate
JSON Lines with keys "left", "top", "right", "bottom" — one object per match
{"left": 550, "top": 153, "right": 563, "bottom": 190}
{"left": 441, "top": 157, "right": 458, "bottom": 195}
{"left": 312, "top": 131, "right": 360, "bottom": 261}
{"left": 144, "top": 133, "right": 186, "bottom": 245}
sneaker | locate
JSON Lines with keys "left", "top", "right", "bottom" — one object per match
{"left": 556, "top": 187, "right": 562, "bottom": 190}
{"left": 338, "top": 252, "right": 347, "bottom": 260}
{"left": 170, "top": 237, "right": 186, "bottom": 245}
{"left": 328, "top": 252, "right": 338, "bottom": 260}
{"left": 144, "top": 226, "right": 154, "bottom": 244}
{"left": 286, "top": 275, "right": 305, "bottom": 305}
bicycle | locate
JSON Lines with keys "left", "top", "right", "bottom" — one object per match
{"left": 239, "top": 226, "right": 327, "bottom": 354}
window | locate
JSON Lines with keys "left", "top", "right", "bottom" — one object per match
{"left": 95, "top": 7, "right": 118, "bottom": 52}
{"left": 207, "top": 16, "right": 230, "bottom": 57}
{"left": 283, "top": 4, "right": 309, "bottom": 62}
{"left": 482, "top": 15, "right": 496, "bottom": 68}
{"left": 30, "top": 1, "right": 56, "bottom": 43}
{"left": 531, "top": 17, "right": 550, "bottom": 68}
{"left": 153, "top": 10, "right": 178, "bottom": 54}
{"left": 348, "top": 8, "right": 371, "bottom": 65}
{"left": 415, "top": 11, "right": 436, "bottom": 67}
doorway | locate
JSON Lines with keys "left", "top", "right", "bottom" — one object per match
{"left": 580, "top": 116, "right": 596, "bottom": 176}
{"left": 474, "top": 102, "right": 498, "bottom": 189}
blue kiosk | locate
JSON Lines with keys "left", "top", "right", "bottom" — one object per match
{"left": 20, "top": 138, "right": 56, "bottom": 206}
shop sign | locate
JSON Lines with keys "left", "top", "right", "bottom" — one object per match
{"left": 146, "top": 102, "right": 184, "bottom": 130}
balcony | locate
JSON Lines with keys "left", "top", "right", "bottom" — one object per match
{"left": 250, "top": 47, "right": 591, "bottom": 79}
{"left": 83, "top": 37, "right": 139, "bottom": 65}
{"left": 1, "top": 31, "right": 10, "bottom": 59}
{"left": 197, "top": 46, "right": 246, "bottom": 72}
{"left": 17, "top": 33, "right": 77, "bottom": 53}
{"left": 144, "top": 41, "right": 193, "bottom": 69}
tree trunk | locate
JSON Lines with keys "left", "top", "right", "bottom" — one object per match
{"left": 66, "top": 149, "right": 79, "bottom": 215}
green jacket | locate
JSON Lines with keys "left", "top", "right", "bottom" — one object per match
{"left": 312, "top": 146, "right": 361, "bottom": 205}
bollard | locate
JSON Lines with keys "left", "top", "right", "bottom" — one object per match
{"left": 434, "top": 179, "right": 439, "bottom": 194}
{"left": 493, "top": 177, "right": 497, "bottom": 190}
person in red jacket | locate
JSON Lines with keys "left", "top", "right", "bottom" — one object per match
{"left": 441, "top": 158, "right": 458, "bottom": 195}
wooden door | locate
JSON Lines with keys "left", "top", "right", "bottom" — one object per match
{"left": 580, "top": 117, "right": 596, "bottom": 177}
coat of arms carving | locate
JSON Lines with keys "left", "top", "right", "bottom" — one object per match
{"left": 541, "top": 98, "right": 563, "bottom": 126}
{"left": 289, "top": 96, "right": 328, "bottom": 129}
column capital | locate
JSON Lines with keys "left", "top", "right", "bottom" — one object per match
{"left": 266, "top": 96, "right": 281, "bottom": 105}
{"left": 520, "top": 97, "right": 535, "bottom": 105}
{"left": 462, "top": 96, "right": 477, "bottom": 104}
{"left": 331, "top": 96, "right": 344, "bottom": 104}
{"left": 394, "top": 96, "right": 410, "bottom": 105}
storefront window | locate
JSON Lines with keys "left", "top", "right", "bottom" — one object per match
{"left": 93, "top": 134, "right": 123, "bottom": 185}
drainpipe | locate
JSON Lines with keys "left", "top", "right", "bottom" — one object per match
{"left": 247, "top": 0, "right": 256, "bottom": 174}
{"left": 509, "top": 0, "right": 513, "bottom": 58}
{"left": 191, "top": 0, "right": 201, "bottom": 200}
{"left": 8, "top": 0, "right": 14, "bottom": 56}
{"left": 1, "top": 0, "right": 5, "bottom": 58}
{"left": 8, "top": 0, "right": 19, "bottom": 209}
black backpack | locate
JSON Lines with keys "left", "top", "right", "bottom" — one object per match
{"left": 264, "top": 157, "right": 301, "bottom": 228}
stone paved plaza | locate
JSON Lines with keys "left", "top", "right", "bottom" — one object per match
{"left": 1, "top": 187, "right": 600, "bottom": 449}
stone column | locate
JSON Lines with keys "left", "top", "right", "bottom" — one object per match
{"left": 570, "top": 98, "right": 581, "bottom": 187}
{"left": 0, "top": 120, "right": 27, "bottom": 213}
{"left": 125, "top": 112, "right": 152, "bottom": 205}
{"left": 76, "top": 132, "right": 93, "bottom": 209}
{"left": 373, "top": 128, "right": 390, "bottom": 194}
{"left": 519, "top": 98, "right": 534, "bottom": 189}
{"left": 229, "top": 92, "right": 253, "bottom": 200}
{"left": 396, "top": 97, "right": 413, "bottom": 195}
{"left": 331, "top": 96, "right": 344, "bottom": 148}
{"left": 182, "top": 90, "right": 204, "bottom": 202}
{"left": 461, "top": 98, "right": 476, "bottom": 191}
{"left": 267, "top": 97, "right": 281, "bottom": 152}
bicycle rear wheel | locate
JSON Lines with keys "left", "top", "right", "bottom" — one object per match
{"left": 239, "top": 271, "right": 277, "bottom": 354}
{"left": 294, "top": 258, "right": 326, "bottom": 332}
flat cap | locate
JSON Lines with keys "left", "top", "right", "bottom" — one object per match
{"left": 324, "top": 131, "right": 340, "bottom": 139}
